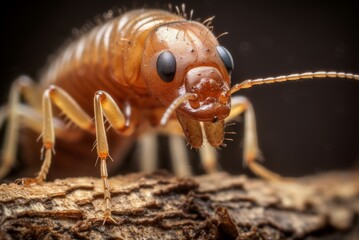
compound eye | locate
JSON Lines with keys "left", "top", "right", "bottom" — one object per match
{"left": 216, "top": 46, "right": 234, "bottom": 74}
{"left": 156, "top": 51, "right": 176, "bottom": 82}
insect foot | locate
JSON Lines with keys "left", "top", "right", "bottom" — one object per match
{"left": 14, "top": 177, "right": 43, "bottom": 186}
{"left": 91, "top": 209, "right": 117, "bottom": 226}
{"left": 102, "top": 209, "right": 117, "bottom": 225}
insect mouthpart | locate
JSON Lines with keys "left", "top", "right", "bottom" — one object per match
{"left": 176, "top": 111, "right": 225, "bottom": 149}
{"left": 212, "top": 116, "right": 219, "bottom": 123}
{"left": 182, "top": 66, "right": 230, "bottom": 122}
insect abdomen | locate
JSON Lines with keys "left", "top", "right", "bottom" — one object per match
{"left": 39, "top": 9, "right": 185, "bottom": 114}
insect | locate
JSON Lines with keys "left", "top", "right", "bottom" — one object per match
{"left": 0, "top": 5, "right": 358, "bottom": 223}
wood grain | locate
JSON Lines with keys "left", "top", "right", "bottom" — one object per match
{"left": 0, "top": 171, "right": 358, "bottom": 239}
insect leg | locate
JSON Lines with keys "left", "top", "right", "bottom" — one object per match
{"left": 94, "top": 90, "right": 130, "bottom": 224}
{"left": 0, "top": 105, "right": 51, "bottom": 179}
{"left": 228, "top": 96, "right": 282, "bottom": 181}
{"left": 15, "top": 85, "right": 93, "bottom": 185}
{"left": 199, "top": 134, "right": 218, "bottom": 174}
{"left": 169, "top": 134, "right": 192, "bottom": 176}
{"left": 138, "top": 133, "right": 158, "bottom": 173}
{"left": 157, "top": 120, "right": 193, "bottom": 176}
{"left": 0, "top": 76, "right": 42, "bottom": 179}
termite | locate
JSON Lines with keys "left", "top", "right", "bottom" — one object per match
{"left": 0, "top": 5, "right": 358, "bottom": 223}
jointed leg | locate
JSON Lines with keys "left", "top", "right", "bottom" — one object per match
{"left": 228, "top": 96, "right": 282, "bottom": 181}
{"left": 169, "top": 134, "right": 192, "bottom": 176}
{"left": 0, "top": 105, "right": 47, "bottom": 179}
{"left": 199, "top": 129, "right": 218, "bottom": 174}
{"left": 157, "top": 120, "right": 193, "bottom": 176}
{"left": 94, "top": 90, "right": 130, "bottom": 223}
{"left": 16, "top": 85, "right": 94, "bottom": 184}
{"left": 138, "top": 133, "right": 158, "bottom": 173}
{"left": 0, "top": 76, "right": 42, "bottom": 179}
{"left": 21, "top": 88, "right": 130, "bottom": 222}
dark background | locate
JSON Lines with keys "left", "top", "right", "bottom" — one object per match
{"left": 0, "top": 0, "right": 358, "bottom": 177}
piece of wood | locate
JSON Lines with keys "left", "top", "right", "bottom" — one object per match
{"left": 0, "top": 171, "right": 358, "bottom": 239}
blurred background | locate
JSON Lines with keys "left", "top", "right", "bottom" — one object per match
{"left": 0, "top": 0, "right": 358, "bottom": 178}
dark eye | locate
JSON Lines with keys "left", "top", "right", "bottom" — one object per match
{"left": 216, "top": 46, "right": 234, "bottom": 74}
{"left": 156, "top": 51, "right": 176, "bottom": 82}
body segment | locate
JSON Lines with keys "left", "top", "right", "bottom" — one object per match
{"left": 0, "top": 7, "right": 358, "bottom": 223}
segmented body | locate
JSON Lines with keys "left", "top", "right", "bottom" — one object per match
{"left": 15, "top": 10, "right": 187, "bottom": 178}
{"left": 11, "top": 7, "right": 358, "bottom": 180}
{"left": 41, "top": 9, "right": 183, "bottom": 118}
{"left": 20, "top": 8, "right": 227, "bottom": 178}
{"left": 1, "top": 6, "right": 358, "bottom": 223}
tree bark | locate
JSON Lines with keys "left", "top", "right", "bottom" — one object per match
{"left": 0, "top": 171, "right": 358, "bottom": 240}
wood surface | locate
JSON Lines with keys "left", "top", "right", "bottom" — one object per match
{"left": 0, "top": 171, "right": 358, "bottom": 239}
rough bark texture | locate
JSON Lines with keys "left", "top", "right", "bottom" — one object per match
{"left": 0, "top": 171, "right": 358, "bottom": 240}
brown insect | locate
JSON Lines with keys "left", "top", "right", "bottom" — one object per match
{"left": 0, "top": 5, "right": 358, "bottom": 222}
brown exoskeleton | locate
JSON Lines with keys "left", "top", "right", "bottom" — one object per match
{"left": 0, "top": 6, "right": 358, "bottom": 222}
